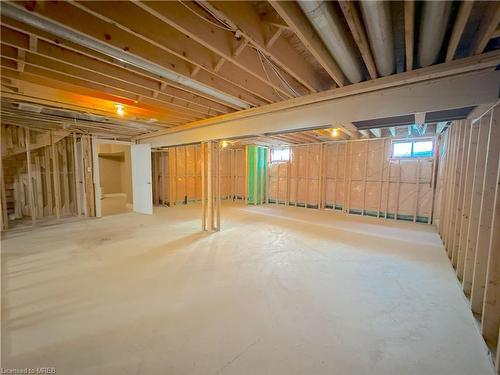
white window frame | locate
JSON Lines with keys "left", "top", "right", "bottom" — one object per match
{"left": 391, "top": 137, "right": 434, "bottom": 160}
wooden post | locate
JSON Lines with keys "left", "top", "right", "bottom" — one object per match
{"left": 73, "top": 134, "right": 82, "bottom": 216}
{"left": 253, "top": 146, "right": 258, "bottom": 205}
{"left": 25, "top": 128, "right": 36, "bottom": 225}
{"left": 244, "top": 145, "right": 248, "bottom": 203}
{"left": 201, "top": 143, "right": 206, "bottom": 230}
{"left": 413, "top": 160, "right": 420, "bottom": 223}
{"left": 294, "top": 146, "right": 299, "bottom": 207}
{"left": 377, "top": 139, "right": 385, "bottom": 218}
{"left": 276, "top": 163, "right": 280, "bottom": 205}
{"left": 61, "top": 139, "right": 70, "bottom": 214}
{"left": 207, "top": 141, "right": 213, "bottom": 230}
{"left": 394, "top": 159, "right": 401, "bottom": 220}
{"left": 0, "top": 128, "right": 8, "bottom": 230}
{"left": 216, "top": 142, "right": 221, "bottom": 231}
{"left": 34, "top": 156, "right": 43, "bottom": 217}
{"left": 343, "top": 142, "right": 349, "bottom": 213}
{"left": 51, "top": 132, "right": 61, "bottom": 219}
{"left": 362, "top": 140, "right": 369, "bottom": 215}
{"left": 305, "top": 145, "right": 310, "bottom": 208}
{"left": 318, "top": 143, "right": 324, "bottom": 210}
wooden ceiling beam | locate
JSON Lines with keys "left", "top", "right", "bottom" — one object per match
{"left": 1, "top": 21, "right": 237, "bottom": 113}
{"left": 133, "top": 0, "right": 294, "bottom": 100}
{"left": 445, "top": 1, "right": 474, "bottom": 62}
{"left": 1, "top": 81, "right": 179, "bottom": 129}
{"left": 338, "top": 1, "right": 377, "bottom": 80}
{"left": 1, "top": 66, "right": 192, "bottom": 126}
{"left": 74, "top": 1, "right": 282, "bottom": 105}
{"left": 1, "top": 28, "right": 232, "bottom": 116}
{"left": 473, "top": 2, "right": 500, "bottom": 55}
{"left": 4, "top": 2, "right": 263, "bottom": 108}
{"left": 269, "top": 1, "right": 346, "bottom": 87}
{"left": 0, "top": 50, "right": 206, "bottom": 122}
{"left": 404, "top": 0, "right": 415, "bottom": 71}
{"left": 205, "top": 1, "right": 325, "bottom": 93}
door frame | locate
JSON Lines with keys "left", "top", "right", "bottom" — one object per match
{"left": 92, "top": 139, "right": 133, "bottom": 218}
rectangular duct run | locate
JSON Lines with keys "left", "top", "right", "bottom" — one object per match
{"left": 353, "top": 106, "right": 476, "bottom": 129}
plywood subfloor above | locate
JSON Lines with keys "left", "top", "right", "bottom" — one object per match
{"left": 1, "top": 203, "right": 495, "bottom": 374}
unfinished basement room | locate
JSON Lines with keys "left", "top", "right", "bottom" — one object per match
{"left": 1, "top": 1, "right": 500, "bottom": 374}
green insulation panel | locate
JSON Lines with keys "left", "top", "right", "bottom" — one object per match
{"left": 248, "top": 145, "right": 268, "bottom": 205}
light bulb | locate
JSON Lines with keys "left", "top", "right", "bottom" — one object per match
{"left": 116, "top": 104, "right": 125, "bottom": 116}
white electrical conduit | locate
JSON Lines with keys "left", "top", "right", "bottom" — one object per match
{"left": 298, "top": 0, "right": 364, "bottom": 84}
{"left": 1, "top": 2, "right": 251, "bottom": 109}
{"left": 359, "top": 1, "right": 395, "bottom": 77}
{"left": 418, "top": 2, "right": 452, "bottom": 67}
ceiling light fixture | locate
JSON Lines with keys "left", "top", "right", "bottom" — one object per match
{"left": 115, "top": 104, "right": 125, "bottom": 116}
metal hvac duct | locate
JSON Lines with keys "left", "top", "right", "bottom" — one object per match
{"left": 418, "top": 2, "right": 452, "bottom": 67}
{"left": 359, "top": 1, "right": 395, "bottom": 77}
{"left": 417, "top": 1, "right": 452, "bottom": 67}
{"left": 0, "top": 2, "right": 250, "bottom": 109}
{"left": 298, "top": 0, "right": 364, "bottom": 84}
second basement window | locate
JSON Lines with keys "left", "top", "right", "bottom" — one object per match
{"left": 392, "top": 140, "right": 433, "bottom": 159}
{"left": 271, "top": 148, "right": 290, "bottom": 163}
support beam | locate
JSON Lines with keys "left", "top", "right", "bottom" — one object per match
{"left": 138, "top": 53, "right": 500, "bottom": 146}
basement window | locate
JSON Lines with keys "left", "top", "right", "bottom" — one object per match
{"left": 271, "top": 148, "right": 290, "bottom": 163}
{"left": 392, "top": 139, "right": 433, "bottom": 159}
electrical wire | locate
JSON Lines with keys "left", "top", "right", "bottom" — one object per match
{"left": 179, "top": 1, "right": 235, "bottom": 32}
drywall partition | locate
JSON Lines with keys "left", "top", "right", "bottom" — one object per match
{"left": 268, "top": 138, "right": 435, "bottom": 222}
{"left": 151, "top": 145, "right": 245, "bottom": 207}
{"left": 247, "top": 145, "right": 268, "bottom": 205}
{"left": 436, "top": 103, "right": 500, "bottom": 372}
{"left": 1, "top": 124, "right": 95, "bottom": 230}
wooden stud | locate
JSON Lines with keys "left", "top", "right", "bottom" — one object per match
{"left": 470, "top": 106, "right": 499, "bottom": 314}
{"left": 463, "top": 114, "right": 491, "bottom": 295}
{"left": 446, "top": 1, "right": 474, "bottom": 62}
{"left": 201, "top": 143, "right": 206, "bottom": 230}
{"left": 480, "top": 158, "right": 500, "bottom": 348}
{"left": 73, "top": 134, "right": 82, "bottom": 216}
{"left": 25, "top": 128, "right": 36, "bottom": 225}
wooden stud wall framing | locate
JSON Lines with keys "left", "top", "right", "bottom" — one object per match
{"left": 151, "top": 145, "right": 246, "bottom": 208}
{"left": 436, "top": 104, "right": 500, "bottom": 371}
{"left": 1, "top": 124, "right": 95, "bottom": 230}
{"left": 267, "top": 138, "right": 436, "bottom": 222}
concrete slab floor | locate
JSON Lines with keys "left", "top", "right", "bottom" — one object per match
{"left": 1, "top": 203, "right": 495, "bottom": 375}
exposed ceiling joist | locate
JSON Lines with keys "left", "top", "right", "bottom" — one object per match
{"left": 269, "top": 1, "right": 346, "bottom": 87}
